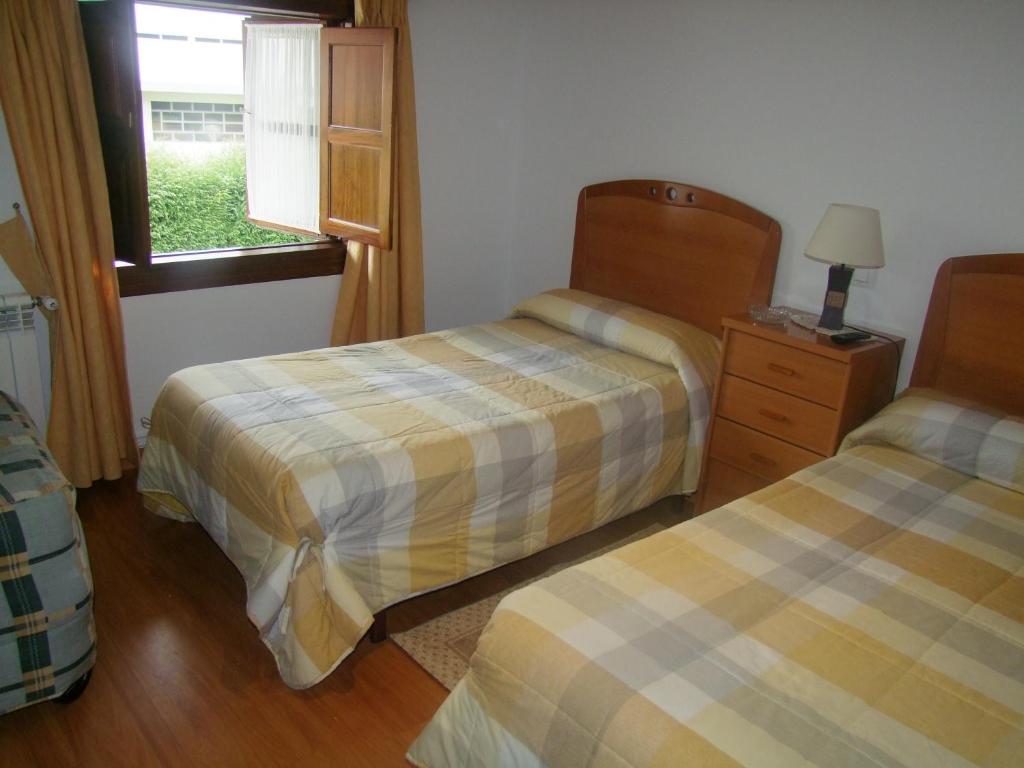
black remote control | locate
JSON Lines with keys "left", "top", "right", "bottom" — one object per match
{"left": 831, "top": 330, "right": 871, "bottom": 344}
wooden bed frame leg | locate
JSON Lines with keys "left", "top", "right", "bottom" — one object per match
{"left": 369, "top": 610, "right": 388, "bottom": 643}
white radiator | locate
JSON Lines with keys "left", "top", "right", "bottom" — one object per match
{"left": 0, "top": 292, "right": 48, "bottom": 430}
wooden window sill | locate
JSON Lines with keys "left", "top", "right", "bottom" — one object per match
{"left": 116, "top": 241, "right": 345, "bottom": 297}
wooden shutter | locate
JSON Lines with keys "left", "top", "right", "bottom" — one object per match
{"left": 79, "top": 0, "right": 151, "bottom": 265}
{"left": 319, "top": 27, "right": 396, "bottom": 249}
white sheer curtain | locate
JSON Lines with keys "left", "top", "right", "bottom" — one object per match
{"left": 244, "top": 23, "right": 320, "bottom": 234}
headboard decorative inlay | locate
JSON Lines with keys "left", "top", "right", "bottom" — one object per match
{"left": 569, "top": 180, "right": 781, "bottom": 338}
{"left": 911, "top": 253, "right": 1024, "bottom": 416}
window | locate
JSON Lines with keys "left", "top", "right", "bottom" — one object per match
{"left": 78, "top": 0, "right": 393, "bottom": 296}
{"left": 138, "top": 5, "right": 312, "bottom": 255}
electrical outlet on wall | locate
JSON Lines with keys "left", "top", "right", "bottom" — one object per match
{"left": 851, "top": 269, "right": 877, "bottom": 288}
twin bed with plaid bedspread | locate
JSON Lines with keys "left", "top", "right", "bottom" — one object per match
{"left": 0, "top": 392, "right": 95, "bottom": 714}
{"left": 409, "top": 390, "right": 1024, "bottom": 766}
{"left": 138, "top": 290, "right": 719, "bottom": 688}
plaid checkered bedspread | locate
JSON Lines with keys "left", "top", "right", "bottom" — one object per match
{"left": 409, "top": 390, "right": 1024, "bottom": 766}
{"left": 138, "top": 290, "right": 718, "bottom": 688}
{"left": 0, "top": 392, "right": 95, "bottom": 714}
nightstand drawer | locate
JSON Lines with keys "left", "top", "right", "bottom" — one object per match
{"left": 724, "top": 332, "right": 846, "bottom": 407}
{"left": 701, "top": 459, "right": 767, "bottom": 512}
{"left": 718, "top": 375, "right": 837, "bottom": 454}
{"left": 709, "top": 417, "right": 822, "bottom": 482}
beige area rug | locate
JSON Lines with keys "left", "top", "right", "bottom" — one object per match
{"left": 392, "top": 524, "right": 665, "bottom": 690}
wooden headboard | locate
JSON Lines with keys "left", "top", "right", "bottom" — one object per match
{"left": 569, "top": 179, "right": 781, "bottom": 338}
{"left": 911, "top": 253, "right": 1024, "bottom": 416}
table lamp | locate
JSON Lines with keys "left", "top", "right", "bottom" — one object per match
{"left": 804, "top": 203, "right": 884, "bottom": 331}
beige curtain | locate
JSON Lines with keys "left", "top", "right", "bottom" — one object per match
{"left": 330, "top": 0, "right": 425, "bottom": 345}
{"left": 0, "top": 0, "right": 138, "bottom": 486}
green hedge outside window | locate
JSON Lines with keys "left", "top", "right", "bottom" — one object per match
{"left": 147, "top": 144, "right": 306, "bottom": 254}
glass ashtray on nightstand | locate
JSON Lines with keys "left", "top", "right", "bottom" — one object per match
{"left": 747, "top": 304, "right": 789, "bottom": 325}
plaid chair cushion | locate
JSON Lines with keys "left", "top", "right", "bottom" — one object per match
{"left": 0, "top": 391, "right": 95, "bottom": 714}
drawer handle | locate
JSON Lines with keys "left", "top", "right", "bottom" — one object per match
{"left": 766, "top": 363, "right": 797, "bottom": 377}
{"left": 749, "top": 452, "right": 776, "bottom": 467}
{"left": 758, "top": 408, "right": 790, "bottom": 423}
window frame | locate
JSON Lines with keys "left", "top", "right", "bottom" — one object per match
{"left": 80, "top": 0, "right": 354, "bottom": 296}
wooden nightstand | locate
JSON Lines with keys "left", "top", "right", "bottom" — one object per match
{"left": 695, "top": 310, "right": 904, "bottom": 514}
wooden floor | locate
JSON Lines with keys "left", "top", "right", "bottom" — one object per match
{"left": 0, "top": 475, "right": 690, "bottom": 767}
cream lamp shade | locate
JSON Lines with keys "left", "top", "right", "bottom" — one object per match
{"left": 804, "top": 204, "right": 884, "bottom": 268}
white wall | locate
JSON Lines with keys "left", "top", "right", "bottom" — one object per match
{"left": 413, "top": 0, "right": 1024, "bottom": 384}
{"left": 409, "top": 0, "right": 526, "bottom": 331}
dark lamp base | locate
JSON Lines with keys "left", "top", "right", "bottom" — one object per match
{"left": 818, "top": 264, "right": 854, "bottom": 331}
